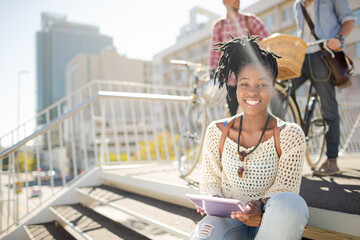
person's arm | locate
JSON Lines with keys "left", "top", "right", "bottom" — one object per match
{"left": 338, "top": 20, "right": 355, "bottom": 37}
{"left": 327, "top": 0, "right": 356, "bottom": 50}
{"left": 327, "top": 20, "right": 355, "bottom": 50}
{"left": 263, "top": 123, "right": 306, "bottom": 197}
{"left": 199, "top": 122, "right": 223, "bottom": 197}
{"left": 248, "top": 15, "right": 271, "bottom": 40}
{"left": 209, "top": 19, "right": 223, "bottom": 71}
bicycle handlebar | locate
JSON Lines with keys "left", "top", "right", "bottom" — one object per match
{"left": 170, "top": 59, "right": 209, "bottom": 71}
{"left": 306, "top": 39, "right": 334, "bottom": 58}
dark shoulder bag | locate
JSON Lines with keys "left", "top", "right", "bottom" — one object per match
{"left": 300, "top": 3, "right": 354, "bottom": 88}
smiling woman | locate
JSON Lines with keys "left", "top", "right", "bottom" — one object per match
{"left": 190, "top": 35, "right": 309, "bottom": 240}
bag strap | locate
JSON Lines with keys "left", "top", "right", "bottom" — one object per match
{"left": 219, "top": 15, "right": 252, "bottom": 42}
{"left": 245, "top": 15, "right": 253, "bottom": 36}
{"left": 273, "top": 123, "right": 282, "bottom": 157}
{"left": 345, "top": 54, "right": 354, "bottom": 73}
{"left": 219, "top": 118, "right": 282, "bottom": 158}
{"left": 220, "top": 19, "right": 224, "bottom": 42}
{"left": 219, "top": 118, "right": 236, "bottom": 157}
{"left": 300, "top": 3, "right": 319, "bottom": 40}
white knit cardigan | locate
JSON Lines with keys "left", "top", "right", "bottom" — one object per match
{"left": 199, "top": 117, "right": 306, "bottom": 203}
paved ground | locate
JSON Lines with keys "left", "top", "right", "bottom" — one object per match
{"left": 300, "top": 155, "right": 360, "bottom": 215}
{"left": 108, "top": 154, "right": 360, "bottom": 216}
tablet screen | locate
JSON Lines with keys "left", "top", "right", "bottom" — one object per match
{"left": 185, "top": 194, "right": 249, "bottom": 218}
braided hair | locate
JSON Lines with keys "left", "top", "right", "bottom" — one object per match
{"left": 213, "top": 34, "right": 281, "bottom": 92}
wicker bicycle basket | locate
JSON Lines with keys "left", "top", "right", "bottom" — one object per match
{"left": 260, "top": 34, "right": 307, "bottom": 81}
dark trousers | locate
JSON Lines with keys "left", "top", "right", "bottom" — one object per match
{"left": 294, "top": 51, "right": 340, "bottom": 159}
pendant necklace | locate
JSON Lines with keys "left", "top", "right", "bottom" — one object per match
{"left": 237, "top": 115, "right": 271, "bottom": 178}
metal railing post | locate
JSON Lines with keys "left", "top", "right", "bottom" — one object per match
{"left": 35, "top": 144, "right": 41, "bottom": 204}
{"left": 137, "top": 85, "right": 151, "bottom": 162}
{"left": 44, "top": 113, "right": 53, "bottom": 194}
{"left": 69, "top": 117, "right": 78, "bottom": 178}
{"left": 339, "top": 112, "right": 360, "bottom": 156}
{"left": 78, "top": 91, "right": 88, "bottom": 170}
{"left": 57, "top": 103, "right": 66, "bottom": 187}
{"left": 108, "top": 89, "right": 121, "bottom": 163}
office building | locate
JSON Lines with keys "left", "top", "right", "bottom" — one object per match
{"left": 36, "top": 12, "right": 113, "bottom": 116}
{"left": 66, "top": 46, "right": 152, "bottom": 96}
{"left": 152, "top": 7, "right": 219, "bottom": 87}
{"left": 65, "top": 47, "right": 153, "bottom": 168}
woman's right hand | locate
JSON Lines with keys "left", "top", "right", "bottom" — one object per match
{"left": 196, "top": 206, "right": 205, "bottom": 216}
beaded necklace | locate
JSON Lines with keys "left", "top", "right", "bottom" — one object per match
{"left": 237, "top": 115, "right": 271, "bottom": 178}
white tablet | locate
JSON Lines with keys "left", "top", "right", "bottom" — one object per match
{"left": 185, "top": 193, "right": 249, "bottom": 218}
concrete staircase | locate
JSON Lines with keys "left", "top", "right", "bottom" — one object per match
{"left": 24, "top": 186, "right": 201, "bottom": 240}
{"left": 3, "top": 162, "right": 360, "bottom": 240}
{"left": 3, "top": 164, "right": 202, "bottom": 240}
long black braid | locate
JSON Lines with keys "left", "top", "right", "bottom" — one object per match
{"left": 213, "top": 34, "right": 281, "bottom": 92}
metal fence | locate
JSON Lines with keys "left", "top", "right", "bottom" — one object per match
{"left": 296, "top": 98, "right": 360, "bottom": 156}
{"left": 0, "top": 90, "right": 197, "bottom": 234}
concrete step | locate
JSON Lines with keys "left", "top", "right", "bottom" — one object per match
{"left": 24, "top": 221, "right": 76, "bottom": 240}
{"left": 76, "top": 185, "right": 202, "bottom": 239}
{"left": 50, "top": 203, "right": 157, "bottom": 239}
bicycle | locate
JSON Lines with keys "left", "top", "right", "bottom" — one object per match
{"left": 170, "top": 60, "right": 227, "bottom": 177}
{"left": 266, "top": 37, "right": 334, "bottom": 169}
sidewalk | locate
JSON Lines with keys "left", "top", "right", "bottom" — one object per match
{"left": 300, "top": 154, "right": 360, "bottom": 215}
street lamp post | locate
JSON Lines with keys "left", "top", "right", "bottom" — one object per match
{"left": 17, "top": 71, "right": 30, "bottom": 134}
{"left": 16, "top": 70, "right": 29, "bottom": 224}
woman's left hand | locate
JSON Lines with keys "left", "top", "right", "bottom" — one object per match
{"left": 230, "top": 200, "right": 263, "bottom": 227}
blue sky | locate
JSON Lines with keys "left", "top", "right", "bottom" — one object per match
{"left": 0, "top": 0, "right": 258, "bottom": 138}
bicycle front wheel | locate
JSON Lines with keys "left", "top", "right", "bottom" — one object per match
{"left": 178, "top": 97, "right": 207, "bottom": 177}
{"left": 270, "top": 83, "right": 301, "bottom": 125}
{"left": 305, "top": 106, "right": 327, "bottom": 169}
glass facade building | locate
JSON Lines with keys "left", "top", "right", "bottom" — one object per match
{"left": 36, "top": 12, "right": 113, "bottom": 114}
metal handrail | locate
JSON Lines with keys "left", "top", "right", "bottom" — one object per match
{"left": 0, "top": 91, "right": 192, "bottom": 160}
{"left": 0, "top": 80, "right": 190, "bottom": 142}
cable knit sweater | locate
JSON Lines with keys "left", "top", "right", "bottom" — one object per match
{"left": 199, "top": 116, "right": 306, "bottom": 203}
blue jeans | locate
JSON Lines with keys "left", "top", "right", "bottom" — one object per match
{"left": 294, "top": 51, "right": 340, "bottom": 159}
{"left": 190, "top": 192, "right": 309, "bottom": 240}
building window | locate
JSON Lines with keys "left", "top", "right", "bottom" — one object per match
{"left": 156, "top": 64, "right": 162, "bottom": 74}
{"left": 354, "top": 9, "right": 360, "bottom": 25}
{"left": 193, "top": 48, "right": 199, "bottom": 59}
{"left": 356, "top": 42, "right": 360, "bottom": 57}
{"left": 273, "top": 13, "right": 278, "bottom": 27}
{"left": 203, "top": 43, "right": 208, "bottom": 54}
{"left": 266, "top": 15, "right": 272, "bottom": 29}
{"left": 283, "top": 8, "right": 290, "bottom": 21}
{"left": 181, "top": 71, "right": 187, "bottom": 84}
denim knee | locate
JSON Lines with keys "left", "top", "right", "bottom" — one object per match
{"left": 266, "top": 192, "right": 309, "bottom": 223}
{"left": 191, "top": 216, "right": 226, "bottom": 240}
{"left": 191, "top": 215, "right": 250, "bottom": 240}
{"left": 256, "top": 192, "right": 309, "bottom": 240}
